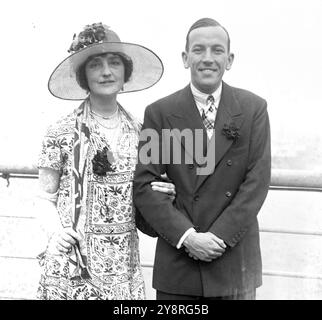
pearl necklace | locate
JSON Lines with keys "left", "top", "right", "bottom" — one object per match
{"left": 90, "top": 105, "right": 119, "bottom": 120}
{"left": 90, "top": 111, "right": 121, "bottom": 129}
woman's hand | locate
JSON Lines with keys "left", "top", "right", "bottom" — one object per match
{"left": 47, "top": 227, "right": 82, "bottom": 255}
{"left": 150, "top": 173, "right": 176, "bottom": 201}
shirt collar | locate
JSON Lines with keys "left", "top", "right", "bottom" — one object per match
{"left": 190, "top": 82, "right": 222, "bottom": 106}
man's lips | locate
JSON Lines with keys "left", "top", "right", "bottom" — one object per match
{"left": 199, "top": 68, "right": 217, "bottom": 72}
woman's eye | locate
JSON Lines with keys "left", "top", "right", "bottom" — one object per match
{"left": 110, "top": 60, "right": 121, "bottom": 66}
{"left": 89, "top": 62, "right": 100, "bottom": 68}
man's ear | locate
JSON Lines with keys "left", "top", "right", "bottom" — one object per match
{"left": 226, "top": 52, "right": 234, "bottom": 70}
{"left": 182, "top": 51, "right": 189, "bottom": 69}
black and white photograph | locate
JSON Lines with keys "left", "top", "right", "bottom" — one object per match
{"left": 0, "top": 0, "right": 321, "bottom": 302}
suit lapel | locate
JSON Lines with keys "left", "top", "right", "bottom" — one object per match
{"left": 167, "top": 85, "right": 208, "bottom": 164}
{"left": 195, "top": 82, "right": 245, "bottom": 191}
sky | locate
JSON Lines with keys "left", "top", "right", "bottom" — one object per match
{"left": 1, "top": 0, "right": 322, "bottom": 171}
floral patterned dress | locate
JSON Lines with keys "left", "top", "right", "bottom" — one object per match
{"left": 37, "top": 102, "right": 145, "bottom": 300}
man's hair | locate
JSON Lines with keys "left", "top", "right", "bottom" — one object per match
{"left": 185, "top": 17, "right": 231, "bottom": 52}
{"left": 76, "top": 52, "right": 133, "bottom": 92}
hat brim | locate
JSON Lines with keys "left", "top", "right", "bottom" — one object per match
{"left": 48, "top": 42, "right": 164, "bottom": 100}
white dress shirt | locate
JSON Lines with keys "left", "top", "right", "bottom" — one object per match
{"left": 191, "top": 82, "right": 222, "bottom": 138}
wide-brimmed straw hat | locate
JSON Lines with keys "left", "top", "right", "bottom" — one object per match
{"left": 48, "top": 23, "right": 164, "bottom": 100}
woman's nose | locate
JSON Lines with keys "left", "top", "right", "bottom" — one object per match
{"left": 101, "top": 61, "right": 112, "bottom": 76}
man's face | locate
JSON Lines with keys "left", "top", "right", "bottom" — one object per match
{"left": 182, "top": 26, "right": 234, "bottom": 94}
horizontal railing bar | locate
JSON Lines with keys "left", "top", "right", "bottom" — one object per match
{"left": 260, "top": 228, "right": 322, "bottom": 236}
{"left": 140, "top": 262, "right": 322, "bottom": 281}
{"left": 2, "top": 175, "right": 322, "bottom": 193}
{"left": 2, "top": 168, "right": 322, "bottom": 189}
{"left": 0, "top": 297, "right": 28, "bottom": 300}
{"left": 0, "top": 173, "right": 38, "bottom": 180}
{"left": 141, "top": 262, "right": 154, "bottom": 268}
{"left": 271, "top": 169, "right": 322, "bottom": 189}
{"left": 4, "top": 174, "right": 38, "bottom": 179}
{"left": 0, "top": 165, "right": 37, "bottom": 175}
{"left": 270, "top": 186, "right": 322, "bottom": 192}
{"left": 1, "top": 213, "right": 321, "bottom": 240}
{"left": 263, "top": 270, "right": 322, "bottom": 280}
{"left": 0, "top": 215, "right": 36, "bottom": 219}
{"left": 1, "top": 214, "right": 321, "bottom": 237}
{"left": 0, "top": 256, "right": 37, "bottom": 260}
{"left": 1, "top": 256, "right": 321, "bottom": 281}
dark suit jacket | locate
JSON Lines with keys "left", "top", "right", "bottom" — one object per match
{"left": 133, "top": 82, "right": 271, "bottom": 297}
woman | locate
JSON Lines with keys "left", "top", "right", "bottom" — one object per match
{"left": 37, "top": 22, "right": 174, "bottom": 300}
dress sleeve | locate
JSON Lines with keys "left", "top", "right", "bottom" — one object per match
{"left": 38, "top": 127, "right": 63, "bottom": 172}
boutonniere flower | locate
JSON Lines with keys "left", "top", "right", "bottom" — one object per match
{"left": 222, "top": 122, "right": 240, "bottom": 142}
{"left": 92, "top": 147, "right": 116, "bottom": 176}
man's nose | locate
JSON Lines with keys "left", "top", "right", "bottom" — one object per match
{"left": 202, "top": 48, "right": 214, "bottom": 63}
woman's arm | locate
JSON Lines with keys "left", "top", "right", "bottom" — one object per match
{"left": 37, "top": 168, "right": 61, "bottom": 239}
{"left": 37, "top": 168, "right": 81, "bottom": 254}
{"left": 39, "top": 167, "right": 61, "bottom": 194}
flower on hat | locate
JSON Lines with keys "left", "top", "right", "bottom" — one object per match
{"left": 68, "top": 22, "right": 110, "bottom": 53}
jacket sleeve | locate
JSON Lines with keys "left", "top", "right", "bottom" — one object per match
{"left": 133, "top": 105, "right": 194, "bottom": 247}
{"left": 134, "top": 206, "right": 158, "bottom": 238}
{"left": 208, "top": 100, "right": 271, "bottom": 247}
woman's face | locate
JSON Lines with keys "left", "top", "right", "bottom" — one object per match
{"left": 85, "top": 53, "right": 125, "bottom": 97}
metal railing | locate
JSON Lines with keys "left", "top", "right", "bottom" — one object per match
{"left": 2, "top": 165, "right": 322, "bottom": 189}
{"left": 2, "top": 165, "right": 322, "bottom": 283}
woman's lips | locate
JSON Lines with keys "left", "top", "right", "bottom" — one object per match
{"left": 98, "top": 80, "right": 115, "bottom": 85}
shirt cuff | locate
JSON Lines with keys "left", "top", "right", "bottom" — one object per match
{"left": 176, "top": 228, "right": 196, "bottom": 249}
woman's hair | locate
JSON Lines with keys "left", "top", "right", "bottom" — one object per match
{"left": 76, "top": 52, "right": 133, "bottom": 92}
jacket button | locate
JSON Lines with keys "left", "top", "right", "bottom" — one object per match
{"left": 194, "top": 195, "right": 199, "bottom": 201}
{"left": 188, "top": 164, "right": 194, "bottom": 169}
{"left": 225, "top": 191, "right": 232, "bottom": 197}
{"left": 227, "top": 160, "right": 232, "bottom": 166}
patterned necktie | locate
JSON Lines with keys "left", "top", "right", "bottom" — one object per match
{"left": 202, "top": 95, "right": 216, "bottom": 139}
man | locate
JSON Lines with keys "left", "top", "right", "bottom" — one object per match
{"left": 133, "top": 18, "right": 271, "bottom": 300}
